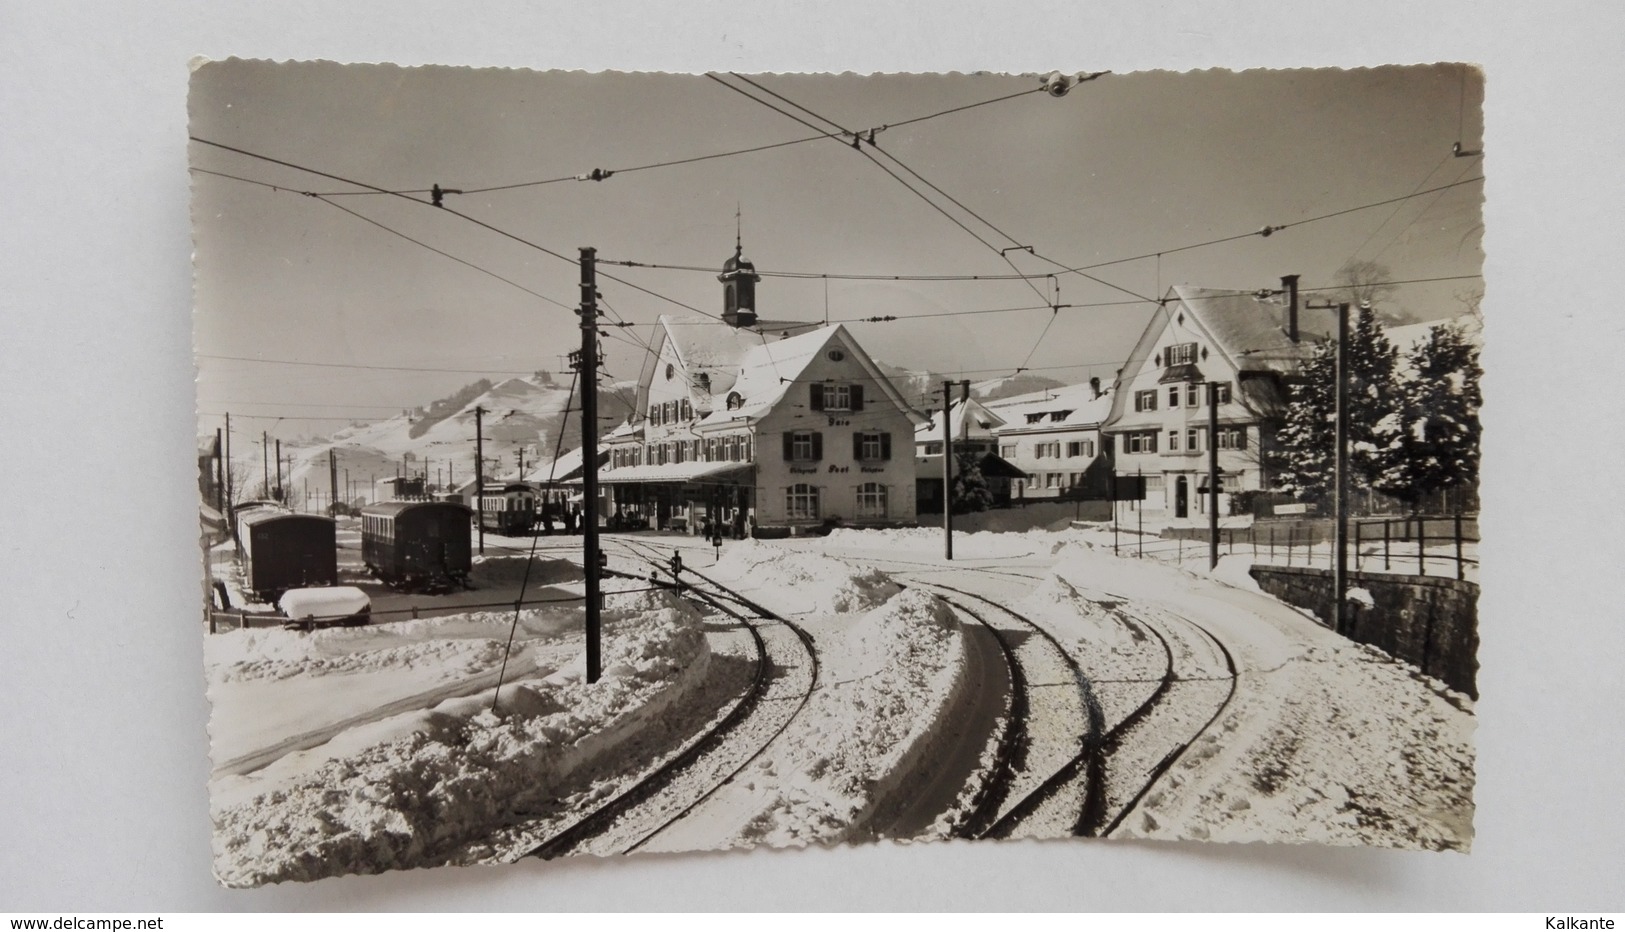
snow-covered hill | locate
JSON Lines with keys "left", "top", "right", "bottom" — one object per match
{"left": 873, "top": 361, "right": 1065, "bottom": 410}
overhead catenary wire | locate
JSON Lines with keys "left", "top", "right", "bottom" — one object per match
{"left": 294, "top": 81, "right": 1046, "bottom": 198}
{"left": 710, "top": 73, "right": 1062, "bottom": 310}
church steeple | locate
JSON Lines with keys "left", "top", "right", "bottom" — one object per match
{"left": 717, "top": 208, "right": 760, "bottom": 328}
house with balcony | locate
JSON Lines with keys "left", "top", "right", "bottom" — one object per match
{"left": 1102, "top": 276, "right": 1336, "bottom": 526}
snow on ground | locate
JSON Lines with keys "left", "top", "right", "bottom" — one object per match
{"left": 799, "top": 523, "right": 1476, "bottom": 851}
{"left": 824, "top": 525, "right": 1046, "bottom": 561}
{"left": 208, "top": 587, "right": 717, "bottom": 886}
{"left": 650, "top": 546, "right": 968, "bottom": 850}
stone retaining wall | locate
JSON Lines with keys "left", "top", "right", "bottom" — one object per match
{"left": 1250, "top": 565, "right": 1479, "bottom": 698}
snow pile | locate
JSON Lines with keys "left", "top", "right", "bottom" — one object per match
{"left": 823, "top": 525, "right": 1045, "bottom": 559}
{"left": 211, "top": 597, "right": 713, "bottom": 886}
{"left": 1022, "top": 573, "right": 1138, "bottom": 654}
{"left": 712, "top": 540, "right": 900, "bottom": 614}
{"left": 729, "top": 588, "right": 967, "bottom": 847}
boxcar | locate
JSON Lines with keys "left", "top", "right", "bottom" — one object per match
{"left": 479, "top": 483, "right": 537, "bottom": 535}
{"left": 237, "top": 511, "right": 338, "bottom": 602}
{"left": 360, "top": 500, "right": 474, "bottom": 592}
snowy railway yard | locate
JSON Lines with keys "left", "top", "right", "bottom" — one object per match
{"left": 204, "top": 524, "right": 1474, "bottom": 885}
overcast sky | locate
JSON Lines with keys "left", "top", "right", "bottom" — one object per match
{"left": 190, "top": 61, "right": 1483, "bottom": 440}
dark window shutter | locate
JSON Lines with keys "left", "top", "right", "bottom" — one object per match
{"left": 810, "top": 383, "right": 825, "bottom": 411}
{"left": 850, "top": 384, "right": 864, "bottom": 411}
{"left": 811, "top": 431, "right": 823, "bottom": 461}
{"left": 881, "top": 432, "right": 892, "bottom": 460}
{"left": 853, "top": 432, "right": 863, "bottom": 460}
{"left": 783, "top": 433, "right": 795, "bottom": 461}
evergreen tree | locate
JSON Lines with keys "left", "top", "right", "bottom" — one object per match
{"left": 1270, "top": 304, "right": 1401, "bottom": 507}
{"left": 1376, "top": 322, "right": 1482, "bottom": 510}
{"left": 1270, "top": 338, "right": 1337, "bottom": 506}
{"left": 951, "top": 452, "right": 994, "bottom": 513}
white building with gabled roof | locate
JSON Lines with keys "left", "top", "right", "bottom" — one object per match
{"left": 596, "top": 242, "right": 923, "bottom": 535}
{"left": 984, "top": 379, "right": 1116, "bottom": 501}
{"left": 1102, "top": 276, "right": 1337, "bottom": 525}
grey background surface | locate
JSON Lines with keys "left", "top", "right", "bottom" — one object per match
{"left": 3, "top": 0, "right": 1620, "bottom": 911}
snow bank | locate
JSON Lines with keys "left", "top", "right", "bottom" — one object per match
{"left": 711, "top": 540, "right": 900, "bottom": 614}
{"left": 823, "top": 525, "right": 1046, "bottom": 560}
{"left": 728, "top": 588, "right": 967, "bottom": 847}
{"left": 211, "top": 597, "right": 713, "bottom": 886}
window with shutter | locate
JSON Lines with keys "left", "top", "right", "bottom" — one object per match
{"left": 811, "top": 432, "right": 823, "bottom": 461}
{"left": 850, "top": 384, "right": 864, "bottom": 411}
{"left": 880, "top": 432, "right": 891, "bottom": 460}
{"left": 809, "top": 383, "right": 825, "bottom": 411}
{"left": 782, "top": 433, "right": 795, "bottom": 461}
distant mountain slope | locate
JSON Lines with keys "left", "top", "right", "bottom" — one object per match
{"left": 873, "top": 360, "right": 1065, "bottom": 411}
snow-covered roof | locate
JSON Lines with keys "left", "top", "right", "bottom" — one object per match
{"left": 914, "top": 398, "right": 1008, "bottom": 441}
{"left": 524, "top": 447, "right": 609, "bottom": 484}
{"left": 984, "top": 381, "right": 1114, "bottom": 430}
{"left": 694, "top": 325, "right": 844, "bottom": 427}
{"left": 1169, "top": 285, "right": 1340, "bottom": 374}
{"left": 1384, "top": 314, "right": 1484, "bottom": 354}
{"left": 596, "top": 460, "right": 752, "bottom": 484}
{"left": 655, "top": 315, "right": 820, "bottom": 405}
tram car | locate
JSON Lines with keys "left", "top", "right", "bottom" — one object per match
{"left": 479, "top": 483, "right": 538, "bottom": 535}
{"left": 360, "top": 500, "right": 474, "bottom": 592}
{"left": 236, "top": 510, "right": 338, "bottom": 602}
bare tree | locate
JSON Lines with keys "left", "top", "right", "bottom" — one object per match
{"left": 1331, "top": 260, "right": 1402, "bottom": 319}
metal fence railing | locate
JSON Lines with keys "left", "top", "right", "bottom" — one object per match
{"left": 1108, "top": 514, "right": 1479, "bottom": 581}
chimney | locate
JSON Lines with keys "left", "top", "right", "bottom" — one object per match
{"left": 1281, "top": 274, "right": 1301, "bottom": 342}
{"left": 1089, "top": 376, "right": 1101, "bottom": 399}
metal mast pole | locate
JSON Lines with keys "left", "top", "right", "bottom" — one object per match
{"left": 328, "top": 449, "right": 338, "bottom": 516}
{"left": 275, "top": 439, "right": 283, "bottom": 501}
{"left": 579, "top": 246, "right": 603, "bottom": 684}
{"left": 475, "top": 406, "right": 486, "bottom": 554}
{"left": 1208, "top": 381, "right": 1220, "bottom": 570}
{"left": 942, "top": 381, "right": 954, "bottom": 561}
{"left": 261, "top": 431, "right": 269, "bottom": 501}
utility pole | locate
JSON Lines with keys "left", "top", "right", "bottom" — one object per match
{"left": 942, "top": 379, "right": 970, "bottom": 560}
{"left": 517, "top": 447, "right": 525, "bottom": 477}
{"left": 223, "top": 413, "right": 233, "bottom": 513}
{"left": 474, "top": 406, "right": 486, "bottom": 554}
{"left": 579, "top": 246, "right": 603, "bottom": 684}
{"left": 260, "top": 431, "right": 269, "bottom": 501}
{"left": 1305, "top": 301, "right": 1353, "bottom": 633}
{"left": 213, "top": 428, "right": 224, "bottom": 514}
{"left": 275, "top": 439, "right": 284, "bottom": 501}
{"left": 1208, "top": 381, "right": 1221, "bottom": 570}
{"left": 1334, "top": 303, "right": 1352, "bottom": 635}
{"left": 328, "top": 449, "right": 337, "bottom": 517}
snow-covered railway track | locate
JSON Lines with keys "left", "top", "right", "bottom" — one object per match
{"left": 520, "top": 538, "right": 821, "bottom": 858}
{"left": 1097, "top": 608, "right": 1240, "bottom": 838}
{"left": 910, "top": 581, "right": 1105, "bottom": 839}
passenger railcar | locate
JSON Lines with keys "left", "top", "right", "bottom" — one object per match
{"left": 237, "top": 511, "right": 338, "bottom": 602}
{"left": 479, "top": 483, "right": 537, "bottom": 535}
{"left": 360, "top": 500, "right": 474, "bottom": 592}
